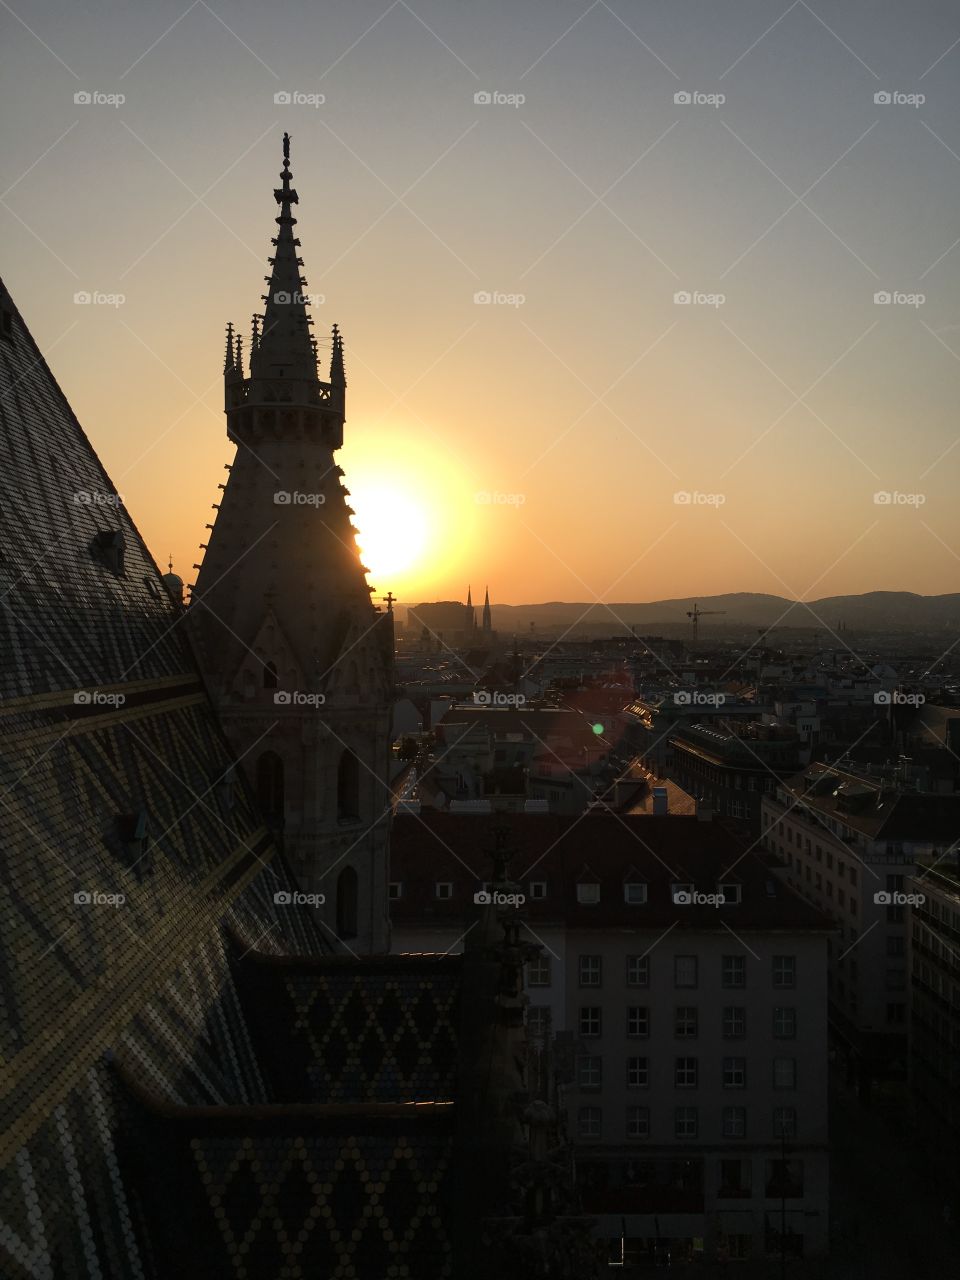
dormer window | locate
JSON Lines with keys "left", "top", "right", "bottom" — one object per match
{"left": 263, "top": 661, "right": 278, "bottom": 689}
{"left": 389, "top": 882, "right": 403, "bottom": 900}
{"left": 435, "top": 882, "right": 453, "bottom": 900}
{"left": 624, "top": 882, "right": 647, "bottom": 905}
{"left": 577, "top": 882, "right": 600, "bottom": 905}
{"left": 718, "top": 882, "right": 742, "bottom": 904}
{"left": 529, "top": 881, "right": 547, "bottom": 899}
{"left": 91, "top": 529, "right": 125, "bottom": 576}
{"left": 672, "top": 883, "right": 695, "bottom": 905}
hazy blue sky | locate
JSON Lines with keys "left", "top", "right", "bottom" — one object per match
{"left": 2, "top": 1, "right": 960, "bottom": 603}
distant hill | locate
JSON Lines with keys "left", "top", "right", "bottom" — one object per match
{"left": 428, "top": 592, "right": 960, "bottom": 634}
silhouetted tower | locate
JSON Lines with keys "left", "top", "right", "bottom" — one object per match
{"left": 464, "top": 585, "right": 476, "bottom": 632}
{"left": 482, "top": 586, "right": 492, "bottom": 634}
{"left": 191, "top": 133, "right": 394, "bottom": 953}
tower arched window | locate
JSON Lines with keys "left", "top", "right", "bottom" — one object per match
{"left": 337, "top": 749, "right": 361, "bottom": 821}
{"left": 336, "top": 866, "right": 358, "bottom": 939}
{"left": 256, "top": 751, "right": 284, "bottom": 826}
{"left": 263, "top": 661, "right": 278, "bottom": 689}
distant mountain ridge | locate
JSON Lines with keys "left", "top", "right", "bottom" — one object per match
{"left": 422, "top": 592, "right": 960, "bottom": 632}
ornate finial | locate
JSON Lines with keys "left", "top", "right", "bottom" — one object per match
{"left": 224, "top": 322, "right": 235, "bottom": 373}
{"left": 382, "top": 591, "right": 396, "bottom": 613}
{"left": 282, "top": 131, "right": 291, "bottom": 165}
{"left": 235, "top": 332, "right": 244, "bottom": 378}
{"left": 329, "top": 323, "right": 346, "bottom": 386}
{"left": 168, "top": 553, "right": 173, "bottom": 574}
{"left": 251, "top": 313, "right": 260, "bottom": 351}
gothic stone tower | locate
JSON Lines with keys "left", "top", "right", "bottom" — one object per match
{"left": 191, "top": 134, "right": 394, "bottom": 953}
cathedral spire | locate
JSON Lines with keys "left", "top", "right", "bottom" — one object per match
{"left": 482, "top": 586, "right": 492, "bottom": 632}
{"left": 250, "top": 132, "right": 317, "bottom": 382}
{"left": 330, "top": 323, "right": 346, "bottom": 389}
{"left": 224, "top": 322, "right": 236, "bottom": 375}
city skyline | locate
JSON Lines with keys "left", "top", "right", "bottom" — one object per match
{"left": 3, "top": 0, "right": 960, "bottom": 605}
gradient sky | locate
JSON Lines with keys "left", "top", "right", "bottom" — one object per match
{"left": 2, "top": 0, "right": 960, "bottom": 607}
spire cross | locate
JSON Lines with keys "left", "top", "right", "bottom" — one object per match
{"left": 382, "top": 591, "right": 396, "bottom": 613}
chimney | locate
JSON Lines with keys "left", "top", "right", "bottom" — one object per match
{"left": 653, "top": 786, "right": 668, "bottom": 816}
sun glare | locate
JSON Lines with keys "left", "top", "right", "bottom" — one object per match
{"left": 351, "top": 482, "right": 429, "bottom": 582}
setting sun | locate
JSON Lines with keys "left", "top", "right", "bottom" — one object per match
{"left": 350, "top": 480, "right": 429, "bottom": 582}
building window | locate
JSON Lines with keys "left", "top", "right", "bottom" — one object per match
{"left": 675, "top": 1057, "right": 698, "bottom": 1088}
{"left": 626, "top": 1056, "right": 648, "bottom": 1089}
{"left": 626, "top": 1106, "right": 650, "bottom": 1139}
{"left": 675, "top": 955, "right": 698, "bottom": 988}
{"left": 765, "top": 1159, "right": 804, "bottom": 1199}
{"left": 627, "top": 1006, "right": 649, "bottom": 1037}
{"left": 335, "top": 866, "right": 358, "bottom": 939}
{"left": 773, "top": 955, "right": 796, "bottom": 988}
{"left": 529, "top": 881, "right": 547, "bottom": 899}
{"left": 263, "top": 660, "right": 278, "bottom": 689}
{"left": 579, "top": 955, "right": 602, "bottom": 986}
{"left": 722, "top": 1107, "right": 747, "bottom": 1138}
{"left": 578, "top": 1107, "right": 601, "bottom": 1139}
{"left": 773, "top": 1007, "right": 797, "bottom": 1038}
{"left": 527, "top": 1006, "right": 551, "bottom": 1040}
{"left": 774, "top": 1107, "right": 797, "bottom": 1138}
{"left": 674, "top": 1107, "right": 698, "bottom": 1139}
{"left": 388, "top": 882, "right": 402, "bottom": 900}
{"left": 718, "top": 1156, "right": 751, "bottom": 1196}
{"left": 577, "top": 1054, "right": 602, "bottom": 1089}
{"left": 527, "top": 954, "right": 552, "bottom": 987}
{"left": 723, "top": 1057, "right": 746, "bottom": 1089}
{"left": 886, "top": 936, "right": 905, "bottom": 957}
{"left": 723, "top": 1006, "right": 746, "bottom": 1038}
{"left": 722, "top": 955, "right": 745, "bottom": 988}
{"left": 624, "top": 881, "right": 647, "bottom": 904}
{"left": 576, "top": 882, "right": 600, "bottom": 904}
{"left": 626, "top": 955, "right": 649, "bottom": 986}
{"left": 675, "top": 1006, "right": 698, "bottom": 1038}
{"left": 671, "top": 882, "right": 694, "bottom": 904}
{"left": 886, "top": 1002, "right": 906, "bottom": 1023}
{"left": 773, "top": 1057, "right": 797, "bottom": 1089}
{"left": 718, "top": 882, "right": 742, "bottom": 904}
{"left": 336, "top": 749, "right": 361, "bottom": 821}
{"left": 435, "top": 882, "right": 453, "bottom": 899}
{"left": 579, "top": 1007, "right": 601, "bottom": 1037}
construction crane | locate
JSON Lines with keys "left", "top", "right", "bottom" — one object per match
{"left": 687, "top": 602, "right": 726, "bottom": 644}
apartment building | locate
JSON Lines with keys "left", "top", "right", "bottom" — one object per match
{"left": 390, "top": 811, "right": 831, "bottom": 1263}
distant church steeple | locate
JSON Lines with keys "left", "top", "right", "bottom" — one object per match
{"left": 482, "top": 586, "right": 492, "bottom": 633}
{"left": 465, "top": 585, "right": 475, "bottom": 632}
